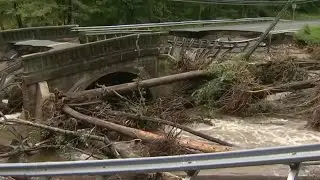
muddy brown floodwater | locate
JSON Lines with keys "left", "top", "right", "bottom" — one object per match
{"left": 178, "top": 113, "right": 320, "bottom": 178}
{"left": 1, "top": 108, "right": 320, "bottom": 179}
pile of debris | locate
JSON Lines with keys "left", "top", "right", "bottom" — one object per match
{"left": 0, "top": 83, "right": 234, "bottom": 158}
{"left": 0, "top": 17, "right": 320, "bottom": 180}
{"left": 1, "top": 39, "right": 319, "bottom": 167}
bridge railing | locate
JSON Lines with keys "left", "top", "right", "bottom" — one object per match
{"left": 22, "top": 32, "right": 167, "bottom": 85}
{"left": 74, "top": 17, "right": 282, "bottom": 43}
{"left": 0, "top": 144, "right": 319, "bottom": 179}
{"left": 0, "top": 25, "right": 79, "bottom": 45}
{"left": 73, "top": 17, "right": 278, "bottom": 31}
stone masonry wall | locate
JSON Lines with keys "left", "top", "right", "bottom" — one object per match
{"left": 22, "top": 32, "right": 167, "bottom": 117}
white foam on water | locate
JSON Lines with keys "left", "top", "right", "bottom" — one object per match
{"left": 182, "top": 117, "right": 320, "bottom": 148}
{"left": 180, "top": 116, "right": 320, "bottom": 176}
{"left": 0, "top": 112, "right": 21, "bottom": 121}
{"left": 1, "top": 99, "right": 8, "bottom": 104}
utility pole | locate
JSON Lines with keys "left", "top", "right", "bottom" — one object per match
{"left": 242, "top": 0, "right": 292, "bottom": 60}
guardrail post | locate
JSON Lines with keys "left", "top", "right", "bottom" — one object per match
{"left": 96, "top": 175, "right": 112, "bottom": 180}
{"left": 267, "top": 34, "right": 272, "bottom": 54}
{"left": 287, "top": 163, "right": 301, "bottom": 180}
{"left": 184, "top": 170, "right": 200, "bottom": 180}
{"left": 39, "top": 176, "right": 52, "bottom": 180}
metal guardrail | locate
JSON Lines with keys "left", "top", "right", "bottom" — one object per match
{"left": 75, "top": 17, "right": 282, "bottom": 43}
{"left": 0, "top": 25, "right": 79, "bottom": 45}
{"left": 73, "top": 17, "right": 279, "bottom": 33}
{"left": 0, "top": 144, "right": 319, "bottom": 179}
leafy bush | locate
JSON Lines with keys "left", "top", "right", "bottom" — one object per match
{"left": 295, "top": 24, "right": 320, "bottom": 45}
{"left": 192, "top": 60, "right": 256, "bottom": 108}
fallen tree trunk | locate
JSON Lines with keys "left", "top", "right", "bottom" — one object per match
{"left": 63, "top": 105, "right": 229, "bottom": 153}
{"left": 66, "top": 70, "right": 210, "bottom": 102}
{"left": 269, "top": 78, "right": 320, "bottom": 93}
{"left": 104, "top": 109, "right": 234, "bottom": 147}
{"left": 250, "top": 78, "right": 320, "bottom": 95}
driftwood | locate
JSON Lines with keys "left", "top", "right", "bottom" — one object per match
{"left": 104, "top": 109, "right": 234, "bottom": 147}
{"left": 67, "top": 70, "right": 210, "bottom": 102}
{"left": 63, "top": 105, "right": 229, "bottom": 153}
{"left": 250, "top": 78, "right": 320, "bottom": 94}
{"left": 269, "top": 78, "right": 320, "bottom": 93}
{"left": 0, "top": 117, "right": 122, "bottom": 158}
{"left": 66, "top": 64, "right": 316, "bottom": 103}
{"left": 91, "top": 141, "right": 182, "bottom": 180}
{"left": 2, "top": 118, "right": 181, "bottom": 179}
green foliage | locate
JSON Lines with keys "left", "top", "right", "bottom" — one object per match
{"left": 192, "top": 79, "right": 230, "bottom": 106}
{"left": 295, "top": 24, "right": 320, "bottom": 45}
{"left": 18, "top": 0, "right": 60, "bottom": 26}
{"left": 0, "top": 0, "right": 319, "bottom": 29}
{"left": 192, "top": 61, "right": 253, "bottom": 106}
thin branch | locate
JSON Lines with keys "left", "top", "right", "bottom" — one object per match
{"left": 0, "top": 118, "right": 125, "bottom": 159}
{"left": 68, "top": 100, "right": 103, "bottom": 107}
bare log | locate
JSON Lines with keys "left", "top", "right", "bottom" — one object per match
{"left": 250, "top": 78, "right": 320, "bottom": 94}
{"left": 90, "top": 140, "right": 181, "bottom": 179}
{"left": 68, "top": 100, "right": 103, "bottom": 107}
{"left": 269, "top": 78, "right": 320, "bottom": 93}
{"left": 66, "top": 70, "right": 210, "bottom": 102}
{"left": 63, "top": 105, "right": 229, "bottom": 153}
{"left": 103, "top": 136, "right": 121, "bottom": 158}
{"left": 104, "top": 109, "right": 234, "bottom": 147}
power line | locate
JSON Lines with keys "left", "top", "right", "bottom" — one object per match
{"left": 171, "top": 0, "right": 319, "bottom": 6}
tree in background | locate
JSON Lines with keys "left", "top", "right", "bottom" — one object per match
{"left": 0, "top": 0, "right": 319, "bottom": 29}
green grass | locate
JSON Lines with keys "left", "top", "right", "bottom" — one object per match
{"left": 295, "top": 24, "right": 320, "bottom": 45}
{"left": 295, "top": 13, "right": 320, "bottom": 20}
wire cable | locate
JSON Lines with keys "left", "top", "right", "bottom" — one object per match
{"left": 171, "top": 0, "right": 319, "bottom": 6}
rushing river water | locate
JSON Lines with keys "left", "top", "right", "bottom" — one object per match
{"left": 1, "top": 110, "right": 320, "bottom": 178}
{"left": 179, "top": 114, "right": 320, "bottom": 177}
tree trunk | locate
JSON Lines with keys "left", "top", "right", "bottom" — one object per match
{"left": 198, "top": 4, "right": 203, "bottom": 20}
{"left": 103, "top": 109, "right": 234, "bottom": 147}
{"left": 67, "top": 0, "right": 73, "bottom": 24}
{"left": 66, "top": 70, "right": 210, "bottom": 102}
{"left": 90, "top": 140, "right": 182, "bottom": 180}
{"left": 269, "top": 78, "right": 320, "bottom": 93}
{"left": 13, "top": 2, "right": 23, "bottom": 28}
{"left": 0, "top": 19, "right": 4, "bottom": 30}
{"left": 147, "top": 0, "right": 154, "bottom": 22}
{"left": 250, "top": 78, "right": 320, "bottom": 95}
{"left": 63, "top": 105, "right": 229, "bottom": 153}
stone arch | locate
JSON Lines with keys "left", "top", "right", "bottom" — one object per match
{"left": 85, "top": 71, "right": 138, "bottom": 90}
{"left": 68, "top": 66, "right": 152, "bottom": 94}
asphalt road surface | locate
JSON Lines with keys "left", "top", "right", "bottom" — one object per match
{"left": 174, "top": 19, "right": 320, "bottom": 33}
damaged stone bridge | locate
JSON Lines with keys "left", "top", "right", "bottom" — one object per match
{"left": 22, "top": 33, "right": 168, "bottom": 117}
{"left": 0, "top": 25, "right": 78, "bottom": 47}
